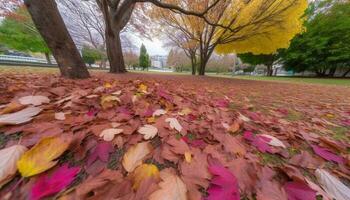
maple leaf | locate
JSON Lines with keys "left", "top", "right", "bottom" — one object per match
{"left": 260, "top": 134, "right": 286, "bottom": 148}
{"left": 17, "top": 136, "right": 71, "bottom": 177}
{"left": 243, "top": 131, "right": 273, "bottom": 153}
{"left": 0, "top": 106, "right": 42, "bottom": 125}
{"left": 165, "top": 118, "right": 182, "bottom": 132}
{"left": 132, "top": 164, "right": 160, "bottom": 189}
{"left": 0, "top": 145, "right": 28, "bottom": 187}
{"left": 0, "top": 101, "right": 25, "bottom": 115}
{"left": 138, "top": 83, "right": 148, "bottom": 94}
{"left": 100, "top": 128, "right": 123, "bottom": 141}
{"left": 31, "top": 164, "right": 80, "bottom": 200}
{"left": 149, "top": 169, "right": 187, "bottom": 200}
{"left": 87, "top": 142, "right": 114, "bottom": 166}
{"left": 152, "top": 109, "right": 167, "bottom": 117}
{"left": 54, "top": 112, "right": 65, "bottom": 121}
{"left": 122, "top": 142, "right": 152, "bottom": 172}
{"left": 311, "top": 145, "right": 345, "bottom": 164}
{"left": 100, "top": 95, "right": 120, "bottom": 109}
{"left": 207, "top": 163, "right": 240, "bottom": 200}
{"left": 18, "top": 95, "right": 50, "bottom": 106}
{"left": 315, "top": 169, "right": 350, "bottom": 200}
{"left": 138, "top": 125, "right": 158, "bottom": 140}
{"left": 284, "top": 181, "right": 317, "bottom": 200}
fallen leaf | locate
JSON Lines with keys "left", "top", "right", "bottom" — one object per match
{"left": 104, "top": 82, "right": 112, "bottom": 88}
{"left": 122, "top": 142, "right": 152, "bottom": 172}
{"left": 311, "top": 145, "right": 345, "bottom": 164}
{"left": 19, "top": 95, "right": 50, "bottom": 106}
{"left": 54, "top": 112, "right": 66, "bottom": 121}
{"left": 178, "top": 108, "right": 191, "bottom": 116}
{"left": 207, "top": 163, "right": 240, "bottom": 200}
{"left": 17, "top": 136, "right": 71, "bottom": 177}
{"left": 184, "top": 151, "right": 192, "bottom": 163}
{"left": 138, "top": 83, "right": 148, "bottom": 93}
{"left": 138, "top": 125, "right": 158, "bottom": 140}
{"left": 260, "top": 134, "right": 286, "bottom": 148}
{"left": 0, "top": 145, "right": 28, "bottom": 187}
{"left": 100, "top": 128, "right": 123, "bottom": 141}
{"left": 243, "top": 131, "right": 273, "bottom": 153}
{"left": 315, "top": 169, "right": 350, "bottom": 200}
{"left": 165, "top": 118, "right": 182, "bottom": 132}
{"left": 284, "top": 181, "right": 317, "bottom": 200}
{"left": 0, "top": 102, "right": 25, "bottom": 115}
{"left": 153, "top": 109, "right": 167, "bottom": 117}
{"left": 31, "top": 164, "right": 80, "bottom": 200}
{"left": 149, "top": 169, "right": 187, "bottom": 200}
{"left": 0, "top": 107, "right": 42, "bottom": 125}
{"left": 87, "top": 142, "right": 114, "bottom": 166}
{"left": 132, "top": 164, "right": 160, "bottom": 189}
{"left": 100, "top": 95, "right": 120, "bottom": 109}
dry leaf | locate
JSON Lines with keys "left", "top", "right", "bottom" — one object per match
{"left": 55, "top": 112, "right": 66, "bottom": 121}
{"left": 100, "top": 128, "right": 123, "bottom": 141}
{"left": 122, "top": 142, "right": 152, "bottom": 172}
{"left": 315, "top": 169, "right": 350, "bottom": 200}
{"left": 19, "top": 95, "right": 50, "bottom": 106}
{"left": 0, "top": 107, "right": 42, "bottom": 125}
{"left": 138, "top": 125, "right": 158, "bottom": 140}
{"left": 184, "top": 152, "right": 192, "bottom": 163}
{"left": 260, "top": 134, "right": 286, "bottom": 148}
{"left": 178, "top": 108, "right": 191, "bottom": 116}
{"left": 149, "top": 169, "right": 187, "bottom": 200}
{"left": 0, "top": 145, "right": 28, "bottom": 187}
{"left": 165, "top": 118, "right": 182, "bottom": 132}
{"left": 132, "top": 164, "right": 160, "bottom": 189}
{"left": 17, "top": 136, "right": 71, "bottom": 177}
{"left": 153, "top": 109, "right": 167, "bottom": 117}
{"left": 101, "top": 95, "right": 120, "bottom": 109}
{"left": 0, "top": 102, "right": 25, "bottom": 115}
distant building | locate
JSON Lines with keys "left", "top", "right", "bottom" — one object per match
{"left": 150, "top": 55, "right": 167, "bottom": 68}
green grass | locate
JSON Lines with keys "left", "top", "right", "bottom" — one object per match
{"left": 230, "top": 75, "right": 350, "bottom": 86}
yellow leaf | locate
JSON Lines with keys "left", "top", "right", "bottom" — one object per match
{"left": 178, "top": 108, "right": 191, "bottom": 116}
{"left": 0, "top": 102, "right": 25, "bottom": 115}
{"left": 17, "top": 136, "right": 71, "bottom": 177}
{"left": 100, "top": 95, "right": 120, "bottom": 110}
{"left": 132, "top": 164, "right": 160, "bottom": 189}
{"left": 184, "top": 152, "right": 192, "bottom": 163}
{"left": 149, "top": 169, "right": 187, "bottom": 200}
{"left": 103, "top": 82, "right": 112, "bottom": 88}
{"left": 122, "top": 142, "right": 152, "bottom": 173}
{"left": 147, "top": 117, "right": 156, "bottom": 123}
{"left": 138, "top": 84, "right": 148, "bottom": 94}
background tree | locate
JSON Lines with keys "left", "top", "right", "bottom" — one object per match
{"left": 23, "top": 0, "right": 89, "bottom": 79}
{"left": 124, "top": 50, "right": 138, "bottom": 69}
{"left": 0, "top": 6, "right": 51, "bottom": 63}
{"left": 82, "top": 45, "right": 103, "bottom": 67}
{"left": 166, "top": 48, "right": 191, "bottom": 72}
{"left": 238, "top": 53, "right": 277, "bottom": 76}
{"left": 281, "top": 0, "right": 350, "bottom": 77}
{"left": 139, "top": 44, "right": 149, "bottom": 70}
{"left": 149, "top": 0, "right": 307, "bottom": 75}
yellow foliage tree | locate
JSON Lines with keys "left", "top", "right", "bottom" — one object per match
{"left": 149, "top": 0, "right": 307, "bottom": 75}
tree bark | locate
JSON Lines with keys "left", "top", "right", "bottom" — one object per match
{"left": 24, "top": 0, "right": 90, "bottom": 79}
{"left": 44, "top": 52, "right": 51, "bottom": 64}
{"left": 190, "top": 54, "right": 197, "bottom": 75}
{"left": 328, "top": 66, "right": 337, "bottom": 77}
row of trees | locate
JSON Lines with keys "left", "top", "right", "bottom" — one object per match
{"left": 0, "top": 0, "right": 308, "bottom": 79}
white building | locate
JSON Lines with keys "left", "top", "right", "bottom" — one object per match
{"left": 150, "top": 55, "right": 167, "bottom": 68}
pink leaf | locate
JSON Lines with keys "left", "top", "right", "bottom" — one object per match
{"left": 87, "top": 107, "right": 98, "bottom": 117}
{"left": 206, "top": 163, "right": 240, "bottom": 200}
{"left": 342, "top": 119, "right": 350, "bottom": 126}
{"left": 87, "top": 142, "right": 114, "bottom": 166}
{"left": 157, "top": 89, "right": 172, "bottom": 101}
{"left": 182, "top": 136, "right": 206, "bottom": 148}
{"left": 311, "top": 145, "right": 345, "bottom": 164}
{"left": 243, "top": 131, "right": 273, "bottom": 153}
{"left": 284, "top": 181, "right": 317, "bottom": 200}
{"left": 31, "top": 164, "right": 80, "bottom": 200}
{"left": 214, "top": 99, "right": 230, "bottom": 108}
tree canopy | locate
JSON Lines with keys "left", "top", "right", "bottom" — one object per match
{"left": 139, "top": 44, "right": 150, "bottom": 70}
{"left": 0, "top": 6, "right": 49, "bottom": 54}
{"left": 281, "top": 0, "right": 350, "bottom": 77}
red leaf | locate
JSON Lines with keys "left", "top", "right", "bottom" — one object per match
{"left": 284, "top": 181, "right": 317, "bottom": 200}
{"left": 31, "top": 164, "right": 80, "bottom": 200}
{"left": 311, "top": 145, "right": 345, "bottom": 164}
{"left": 206, "top": 163, "right": 240, "bottom": 200}
{"left": 87, "top": 142, "right": 114, "bottom": 166}
{"left": 243, "top": 131, "right": 273, "bottom": 153}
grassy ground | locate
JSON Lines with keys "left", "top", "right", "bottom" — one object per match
{"left": 1, "top": 65, "right": 349, "bottom": 86}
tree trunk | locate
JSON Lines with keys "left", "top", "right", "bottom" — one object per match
{"left": 266, "top": 64, "right": 273, "bottom": 76}
{"left": 342, "top": 68, "right": 350, "bottom": 77}
{"left": 24, "top": 0, "right": 89, "bottom": 79}
{"left": 44, "top": 52, "right": 52, "bottom": 64}
{"left": 198, "top": 60, "right": 207, "bottom": 76}
{"left": 106, "top": 30, "right": 126, "bottom": 73}
{"left": 328, "top": 66, "right": 337, "bottom": 77}
{"left": 190, "top": 56, "right": 196, "bottom": 75}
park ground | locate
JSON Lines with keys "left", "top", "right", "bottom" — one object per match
{"left": 0, "top": 66, "right": 349, "bottom": 199}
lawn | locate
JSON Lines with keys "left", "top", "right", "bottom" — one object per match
{"left": 0, "top": 69, "right": 349, "bottom": 199}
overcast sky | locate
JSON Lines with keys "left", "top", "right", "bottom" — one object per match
{"left": 130, "top": 34, "right": 168, "bottom": 56}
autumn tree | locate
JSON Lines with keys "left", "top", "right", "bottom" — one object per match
{"left": 167, "top": 48, "right": 191, "bottom": 72}
{"left": 149, "top": 0, "right": 307, "bottom": 75}
{"left": 23, "top": 0, "right": 90, "bottom": 79}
